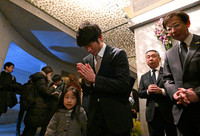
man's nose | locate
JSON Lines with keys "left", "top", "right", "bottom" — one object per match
{"left": 171, "top": 27, "right": 176, "bottom": 34}
{"left": 149, "top": 57, "right": 154, "bottom": 60}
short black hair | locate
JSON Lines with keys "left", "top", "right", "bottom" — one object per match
{"left": 4, "top": 62, "right": 14, "bottom": 70}
{"left": 52, "top": 74, "right": 61, "bottom": 82}
{"left": 41, "top": 66, "right": 53, "bottom": 74}
{"left": 163, "top": 11, "right": 189, "bottom": 29}
{"left": 76, "top": 21, "right": 102, "bottom": 47}
{"left": 146, "top": 50, "right": 160, "bottom": 57}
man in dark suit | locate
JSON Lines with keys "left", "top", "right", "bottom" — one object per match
{"left": 163, "top": 11, "right": 200, "bottom": 136}
{"left": 76, "top": 21, "right": 133, "bottom": 136}
{"left": 0, "top": 62, "right": 21, "bottom": 117}
{"left": 138, "top": 50, "right": 177, "bottom": 136}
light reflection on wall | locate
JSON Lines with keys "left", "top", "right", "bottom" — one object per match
{"left": 31, "top": 30, "right": 78, "bottom": 63}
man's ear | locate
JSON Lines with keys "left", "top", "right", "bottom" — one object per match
{"left": 99, "top": 34, "right": 103, "bottom": 42}
{"left": 187, "top": 20, "right": 191, "bottom": 28}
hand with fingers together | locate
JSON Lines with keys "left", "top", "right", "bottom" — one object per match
{"left": 174, "top": 88, "right": 190, "bottom": 106}
{"left": 77, "top": 63, "right": 96, "bottom": 83}
{"left": 183, "top": 88, "right": 199, "bottom": 103}
{"left": 148, "top": 84, "right": 163, "bottom": 94}
{"left": 174, "top": 88, "right": 200, "bottom": 106}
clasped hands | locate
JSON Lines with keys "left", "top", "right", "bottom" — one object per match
{"left": 77, "top": 63, "right": 96, "bottom": 83}
{"left": 173, "top": 88, "right": 200, "bottom": 106}
{"left": 148, "top": 84, "right": 163, "bottom": 94}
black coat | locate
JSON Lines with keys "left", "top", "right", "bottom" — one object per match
{"left": 24, "top": 72, "right": 52, "bottom": 127}
{"left": 0, "top": 71, "right": 20, "bottom": 114}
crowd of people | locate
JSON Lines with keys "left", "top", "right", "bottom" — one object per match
{"left": 0, "top": 11, "right": 200, "bottom": 136}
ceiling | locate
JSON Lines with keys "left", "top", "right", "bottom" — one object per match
{"left": 0, "top": 0, "right": 89, "bottom": 65}
{"left": 0, "top": 0, "right": 136, "bottom": 73}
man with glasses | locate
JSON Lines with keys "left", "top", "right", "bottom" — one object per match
{"left": 163, "top": 11, "right": 200, "bottom": 136}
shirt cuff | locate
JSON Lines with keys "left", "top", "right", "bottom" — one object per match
{"left": 161, "top": 88, "right": 166, "bottom": 96}
{"left": 147, "top": 89, "right": 150, "bottom": 95}
{"left": 85, "top": 81, "right": 91, "bottom": 87}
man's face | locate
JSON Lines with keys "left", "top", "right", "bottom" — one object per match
{"left": 84, "top": 38, "right": 103, "bottom": 56}
{"left": 146, "top": 51, "right": 161, "bottom": 69}
{"left": 6, "top": 65, "right": 14, "bottom": 73}
{"left": 47, "top": 72, "right": 53, "bottom": 77}
{"left": 54, "top": 80, "right": 61, "bottom": 86}
{"left": 165, "top": 16, "right": 190, "bottom": 41}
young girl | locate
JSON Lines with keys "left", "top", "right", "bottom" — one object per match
{"left": 45, "top": 86, "right": 87, "bottom": 136}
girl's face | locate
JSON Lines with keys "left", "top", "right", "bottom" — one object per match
{"left": 63, "top": 91, "right": 77, "bottom": 110}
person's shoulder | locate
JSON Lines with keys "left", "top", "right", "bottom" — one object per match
{"left": 79, "top": 107, "right": 86, "bottom": 115}
{"left": 108, "top": 45, "right": 122, "bottom": 52}
{"left": 83, "top": 54, "right": 93, "bottom": 62}
{"left": 194, "top": 34, "right": 200, "bottom": 38}
{"left": 78, "top": 107, "right": 87, "bottom": 119}
{"left": 0, "top": 71, "right": 6, "bottom": 76}
{"left": 0, "top": 71, "right": 5, "bottom": 74}
{"left": 107, "top": 45, "right": 126, "bottom": 57}
{"left": 31, "top": 72, "right": 45, "bottom": 82}
{"left": 166, "top": 43, "right": 179, "bottom": 54}
{"left": 193, "top": 34, "right": 200, "bottom": 43}
{"left": 142, "top": 70, "right": 151, "bottom": 76}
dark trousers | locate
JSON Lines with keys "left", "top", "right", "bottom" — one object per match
{"left": 176, "top": 108, "right": 200, "bottom": 136}
{"left": 16, "top": 103, "right": 26, "bottom": 135}
{"left": 22, "top": 125, "right": 47, "bottom": 136}
{"left": 22, "top": 125, "right": 37, "bottom": 136}
{"left": 148, "top": 108, "right": 177, "bottom": 136}
{"left": 87, "top": 103, "right": 130, "bottom": 136}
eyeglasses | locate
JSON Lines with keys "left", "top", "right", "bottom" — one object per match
{"left": 166, "top": 23, "right": 181, "bottom": 32}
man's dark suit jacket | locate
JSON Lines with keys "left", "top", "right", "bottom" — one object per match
{"left": 82, "top": 45, "right": 133, "bottom": 134}
{"left": 138, "top": 67, "right": 174, "bottom": 123}
{"left": 163, "top": 34, "right": 200, "bottom": 125}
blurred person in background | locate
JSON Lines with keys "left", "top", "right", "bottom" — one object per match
{"left": 0, "top": 62, "right": 22, "bottom": 117}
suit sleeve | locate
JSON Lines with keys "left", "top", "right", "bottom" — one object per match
{"left": 34, "top": 78, "right": 53, "bottom": 100}
{"left": 95, "top": 50, "right": 130, "bottom": 94}
{"left": 163, "top": 53, "right": 177, "bottom": 101}
{"left": 138, "top": 75, "right": 149, "bottom": 98}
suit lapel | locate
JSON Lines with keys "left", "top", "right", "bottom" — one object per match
{"left": 156, "top": 67, "right": 163, "bottom": 84}
{"left": 184, "top": 35, "right": 200, "bottom": 72}
{"left": 171, "top": 44, "right": 183, "bottom": 72}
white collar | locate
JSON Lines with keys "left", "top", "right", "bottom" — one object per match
{"left": 179, "top": 33, "right": 193, "bottom": 47}
{"left": 97, "top": 43, "right": 106, "bottom": 58}
{"left": 150, "top": 65, "right": 160, "bottom": 72}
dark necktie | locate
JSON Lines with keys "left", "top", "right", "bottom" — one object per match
{"left": 95, "top": 55, "right": 101, "bottom": 73}
{"left": 180, "top": 42, "right": 188, "bottom": 66}
{"left": 152, "top": 69, "right": 156, "bottom": 84}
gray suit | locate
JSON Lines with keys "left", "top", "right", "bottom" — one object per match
{"left": 163, "top": 34, "right": 200, "bottom": 135}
